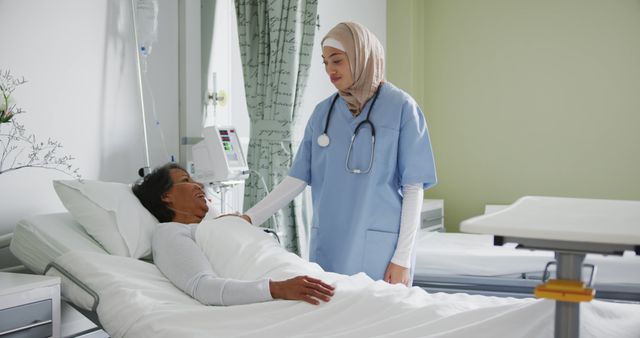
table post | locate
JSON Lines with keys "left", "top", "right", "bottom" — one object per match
{"left": 554, "top": 252, "right": 585, "bottom": 338}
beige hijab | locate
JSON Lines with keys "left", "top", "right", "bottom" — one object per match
{"left": 322, "top": 22, "right": 385, "bottom": 116}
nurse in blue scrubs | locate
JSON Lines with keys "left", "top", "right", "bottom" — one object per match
{"left": 242, "top": 22, "right": 436, "bottom": 286}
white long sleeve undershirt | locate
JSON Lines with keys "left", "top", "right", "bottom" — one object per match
{"left": 245, "top": 176, "right": 423, "bottom": 269}
{"left": 244, "top": 176, "right": 307, "bottom": 227}
{"left": 390, "top": 183, "right": 423, "bottom": 268}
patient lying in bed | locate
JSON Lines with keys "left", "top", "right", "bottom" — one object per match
{"left": 132, "top": 162, "right": 334, "bottom": 306}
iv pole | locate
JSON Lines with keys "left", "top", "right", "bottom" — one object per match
{"left": 131, "top": 0, "right": 152, "bottom": 177}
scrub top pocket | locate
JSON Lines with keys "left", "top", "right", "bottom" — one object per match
{"left": 371, "top": 126, "right": 399, "bottom": 177}
{"left": 363, "top": 229, "right": 398, "bottom": 280}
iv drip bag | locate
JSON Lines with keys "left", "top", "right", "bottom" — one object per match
{"left": 135, "top": 0, "right": 159, "bottom": 57}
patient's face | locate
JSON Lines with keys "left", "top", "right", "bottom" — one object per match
{"left": 162, "top": 168, "right": 209, "bottom": 223}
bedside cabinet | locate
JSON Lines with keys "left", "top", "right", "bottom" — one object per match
{"left": 421, "top": 199, "right": 444, "bottom": 232}
{"left": 0, "top": 272, "right": 61, "bottom": 338}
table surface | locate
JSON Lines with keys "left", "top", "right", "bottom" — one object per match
{"left": 0, "top": 272, "right": 60, "bottom": 297}
{"left": 460, "top": 196, "right": 640, "bottom": 245}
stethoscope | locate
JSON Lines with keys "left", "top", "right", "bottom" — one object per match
{"left": 317, "top": 85, "right": 381, "bottom": 174}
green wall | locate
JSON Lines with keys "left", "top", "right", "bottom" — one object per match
{"left": 388, "top": 0, "right": 640, "bottom": 231}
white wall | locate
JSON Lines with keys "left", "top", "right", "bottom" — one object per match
{"left": 0, "top": 0, "right": 179, "bottom": 269}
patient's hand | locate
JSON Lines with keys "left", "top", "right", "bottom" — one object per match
{"left": 384, "top": 262, "right": 410, "bottom": 286}
{"left": 269, "top": 275, "right": 335, "bottom": 305}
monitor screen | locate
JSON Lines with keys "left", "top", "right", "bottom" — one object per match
{"left": 218, "top": 128, "right": 244, "bottom": 167}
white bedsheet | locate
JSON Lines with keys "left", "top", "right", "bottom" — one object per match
{"left": 414, "top": 231, "right": 640, "bottom": 284}
{"left": 52, "top": 218, "right": 640, "bottom": 338}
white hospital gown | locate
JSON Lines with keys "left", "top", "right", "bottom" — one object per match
{"left": 151, "top": 222, "right": 272, "bottom": 306}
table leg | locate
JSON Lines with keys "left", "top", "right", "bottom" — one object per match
{"left": 554, "top": 252, "right": 585, "bottom": 338}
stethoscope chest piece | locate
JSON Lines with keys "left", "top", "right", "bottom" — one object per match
{"left": 319, "top": 84, "right": 382, "bottom": 174}
{"left": 317, "top": 133, "right": 330, "bottom": 147}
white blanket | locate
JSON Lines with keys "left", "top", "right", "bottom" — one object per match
{"left": 52, "top": 217, "right": 640, "bottom": 338}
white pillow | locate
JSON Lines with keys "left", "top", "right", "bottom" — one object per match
{"left": 53, "top": 180, "right": 158, "bottom": 258}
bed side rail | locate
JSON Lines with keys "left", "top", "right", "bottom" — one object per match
{"left": 44, "top": 262, "right": 100, "bottom": 313}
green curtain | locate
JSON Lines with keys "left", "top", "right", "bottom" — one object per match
{"left": 235, "top": 0, "right": 317, "bottom": 253}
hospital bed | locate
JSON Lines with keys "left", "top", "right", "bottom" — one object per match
{"left": 9, "top": 205, "right": 640, "bottom": 337}
{"left": 412, "top": 230, "right": 640, "bottom": 301}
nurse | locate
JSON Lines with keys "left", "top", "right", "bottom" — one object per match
{"left": 242, "top": 21, "right": 436, "bottom": 286}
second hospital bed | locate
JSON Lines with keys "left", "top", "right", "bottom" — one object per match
{"left": 9, "top": 210, "right": 640, "bottom": 338}
{"left": 413, "top": 230, "right": 640, "bottom": 300}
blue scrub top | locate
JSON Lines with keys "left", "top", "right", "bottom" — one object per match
{"left": 289, "top": 82, "right": 436, "bottom": 280}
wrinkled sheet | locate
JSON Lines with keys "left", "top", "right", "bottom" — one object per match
{"left": 53, "top": 217, "right": 640, "bottom": 338}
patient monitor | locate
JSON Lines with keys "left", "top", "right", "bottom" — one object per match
{"left": 192, "top": 126, "right": 249, "bottom": 184}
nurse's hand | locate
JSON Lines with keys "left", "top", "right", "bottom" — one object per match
{"left": 384, "top": 262, "right": 410, "bottom": 286}
{"left": 215, "top": 213, "right": 252, "bottom": 224}
{"left": 269, "top": 275, "right": 335, "bottom": 305}
{"left": 215, "top": 212, "right": 241, "bottom": 219}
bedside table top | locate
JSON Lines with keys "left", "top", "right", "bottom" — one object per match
{"left": 0, "top": 272, "right": 60, "bottom": 296}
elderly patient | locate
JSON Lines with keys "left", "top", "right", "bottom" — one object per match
{"left": 132, "top": 163, "right": 334, "bottom": 306}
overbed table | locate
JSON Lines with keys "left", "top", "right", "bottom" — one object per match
{"left": 460, "top": 196, "right": 640, "bottom": 338}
